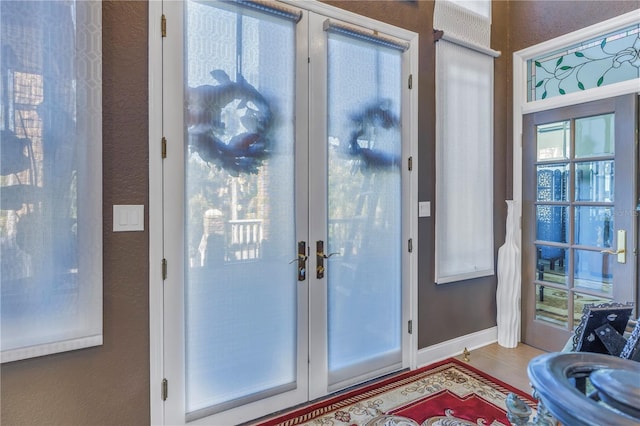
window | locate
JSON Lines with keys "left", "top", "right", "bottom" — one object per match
{"left": 1, "top": 0, "right": 102, "bottom": 362}
{"left": 528, "top": 24, "right": 640, "bottom": 101}
{"left": 434, "top": 0, "right": 498, "bottom": 283}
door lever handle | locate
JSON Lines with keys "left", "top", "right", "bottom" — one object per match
{"left": 600, "top": 248, "right": 625, "bottom": 255}
{"left": 319, "top": 251, "right": 340, "bottom": 259}
{"left": 289, "top": 254, "right": 308, "bottom": 263}
{"left": 600, "top": 230, "right": 626, "bottom": 264}
{"left": 315, "top": 240, "right": 340, "bottom": 279}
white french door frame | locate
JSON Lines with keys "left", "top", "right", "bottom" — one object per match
{"left": 512, "top": 10, "right": 640, "bottom": 337}
{"left": 149, "top": 1, "right": 419, "bottom": 425}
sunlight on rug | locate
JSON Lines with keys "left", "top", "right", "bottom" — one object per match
{"left": 253, "top": 358, "right": 537, "bottom": 426}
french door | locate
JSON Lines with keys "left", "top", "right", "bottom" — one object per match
{"left": 157, "top": 1, "right": 417, "bottom": 424}
{"left": 522, "top": 95, "right": 637, "bottom": 352}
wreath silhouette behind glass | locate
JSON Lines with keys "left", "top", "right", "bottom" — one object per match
{"left": 187, "top": 69, "right": 273, "bottom": 176}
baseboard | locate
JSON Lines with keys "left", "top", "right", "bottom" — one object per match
{"left": 416, "top": 326, "right": 498, "bottom": 368}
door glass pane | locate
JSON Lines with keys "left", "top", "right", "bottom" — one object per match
{"left": 536, "top": 285, "right": 568, "bottom": 327}
{"left": 575, "top": 113, "right": 614, "bottom": 158}
{"left": 575, "top": 206, "right": 613, "bottom": 248}
{"left": 574, "top": 292, "right": 614, "bottom": 328}
{"left": 536, "top": 245, "right": 568, "bottom": 285}
{"left": 536, "top": 121, "right": 570, "bottom": 161}
{"left": 536, "top": 164, "right": 568, "bottom": 202}
{"left": 536, "top": 205, "right": 568, "bottom": 243}
{"left": 575, "top": 160, "right": 614, "bottom": 202}
{"left": 184, "top": 1, "right": 296, "bottom": 415}
{"left": 527, "top": 27, "right": 640, "bottom": 102}
{"left": 326, "top": 33, "right": 402, "bottom": 385}
{"left": 574, "top": 249, "right": 613, "bottom": 295}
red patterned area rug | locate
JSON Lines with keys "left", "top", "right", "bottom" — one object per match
{"left": 254, "top": 358, "right": 537, "bottom": 426}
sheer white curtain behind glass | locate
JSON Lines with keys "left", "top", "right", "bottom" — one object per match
{"left": 0, "top": 0, "right": 103, "bottom": 362}
{"left": 435, "top": 41, "right": 494, "bottom": 283}
{"left": 434, "top": 0, "right": 494, "bottom": 283}
{"left": 326, "top": 32, "right": 403, "bottom": 385}
{"left": 184, "top": 1, "right": 297, "bottom": 417}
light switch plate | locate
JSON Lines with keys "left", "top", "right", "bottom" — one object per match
{"left": 418, "top": 201, "right": 431, "bottom": 218}
{"left": 113, "top": 205, "right": 144, "bottom": 232}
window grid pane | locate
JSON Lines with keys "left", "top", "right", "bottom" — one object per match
{"left": 527, "top": 24, "right": 640, "bottom": 101}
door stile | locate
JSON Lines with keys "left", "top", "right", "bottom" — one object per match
{"left": 612, "top": 95, "right": 637, "bottom": 304}
{"left": 293, "top": 6, "right": 311, "bottom": 409}
{"left": 307, "top": 11, "right": 331, "bottom": 401}
{"left": 401, "top": 37, "right": 419, "bottom": 371}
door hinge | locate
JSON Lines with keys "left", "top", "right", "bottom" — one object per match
{"left": 162, "top": 258, "right": 167, "bottom": 280}
{"left": 408, "top": 156, "right": 413, "bottom": 171}
{"left": 161, "top": 378, "right": 168, "bottom": 401}
{"left": 408, "top": 74, "right": 413, "bottom": 90}
{"left": 408, "top": 238, "right": 413, "bottom": 253}
{"left": 161, "top": 14, "right": 167, "bottom": 38}
{"left": 408, "top": 320, "right": 413, "bottom": 334}
{"left": 161, "top": 137, "right": 167, "bottom": 159}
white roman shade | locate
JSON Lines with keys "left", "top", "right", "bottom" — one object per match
{"left": 434, "top": 0, "right": 499, "bottom": 284}
{"left": 1, "top": 0, "right": 103, "bottom": 362}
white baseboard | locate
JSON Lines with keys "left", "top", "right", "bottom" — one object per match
{"left": 416, "top": 327, "right": 498, "bottom": 368}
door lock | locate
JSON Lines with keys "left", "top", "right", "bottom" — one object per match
{"left": 289, "top": 241, "right": 308, "bottom": 281}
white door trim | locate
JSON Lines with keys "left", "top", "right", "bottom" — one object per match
{"left": 148, "top": 0, "right": 164, "bottom": 424}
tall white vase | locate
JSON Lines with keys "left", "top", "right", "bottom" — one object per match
{"left": 497, "top": 200, "right": 521, "bottom": 348}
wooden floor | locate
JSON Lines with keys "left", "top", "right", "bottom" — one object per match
{"left": 453, "top": 342, "right": 547, "bottom": 395}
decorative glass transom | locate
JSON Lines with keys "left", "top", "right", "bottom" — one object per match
{"left": 527, "top": 24, "right": 640, "bottom": 101}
